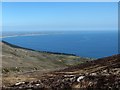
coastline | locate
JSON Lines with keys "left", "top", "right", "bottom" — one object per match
{"left": 0, "top": 32, "right": 65, "bottom": 39}
{"left": 0, "top": 33, "right": 49, "bottom": 39}
{"left": 2, "top": 40, "right": 78, "bottom": 57}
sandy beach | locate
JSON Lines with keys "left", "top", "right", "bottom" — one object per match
{"left": 0, "top": 33, "right": 49, "bottom": 39}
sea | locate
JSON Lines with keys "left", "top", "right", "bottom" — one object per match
{"left": 2, "top": 31, "right": 118, "bottom": 58}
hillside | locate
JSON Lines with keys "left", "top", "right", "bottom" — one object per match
{"left": 3, "top": 54, "right": 120, "bottom": 90}
{"left": 2, "top": 41, "right": 119, "bottom": 89}
{"left": 1, "top": 41, "right": 91, "bottom": 86}
{"left": 2, "top": 41, "right": 90, "bottom": 71}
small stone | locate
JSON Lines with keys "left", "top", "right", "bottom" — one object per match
{"left": 90, "top": 73, "right": 97, "bottom": 76}
{"left": 15, "top": 82, "right": 25, "bottom": 86}
{"left": 35, "top": 84, "right": 40, "bottom": 86}
{"left": 77, "top": 76, "right": 85, "bottom": 82}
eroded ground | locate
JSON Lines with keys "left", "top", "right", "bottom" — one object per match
{"left": 2, "top": 54, "right": 120, "bottom": 90}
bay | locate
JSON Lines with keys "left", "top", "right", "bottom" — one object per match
{"left": 3, "top": 31, "right": 118, "bottom": 58}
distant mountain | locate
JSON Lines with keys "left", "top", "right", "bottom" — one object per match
{"left": 1, "top": 41, "right": 91, "bottom": 86}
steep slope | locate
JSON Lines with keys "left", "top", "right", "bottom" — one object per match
{"left": 1, "top": 41, "right": 91, "bottom": 86}
{"left": 2, "top": 41, "right": 90, "bottom": 72}
{"left": 3, "top": 54, "right": 120, "bottom": 89}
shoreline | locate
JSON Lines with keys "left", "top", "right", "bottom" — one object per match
{"left": 0, "top": 33, "right": 49, "bottom": 39}
{"left": 2, "top": 40, "right": 78, "bottom": 57}
{"left": 0, "top": 32, "right": 65, "bottom": 39}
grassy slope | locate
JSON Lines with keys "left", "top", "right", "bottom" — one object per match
{"left": 2, "top": 41, "right": 92, "bottom": 86}
{"left": 2, "top": 41, "right": 91, "bottom": 71}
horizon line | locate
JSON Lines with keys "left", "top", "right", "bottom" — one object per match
{"left": 1, "top": 0, "right": 119, "bottom": 2}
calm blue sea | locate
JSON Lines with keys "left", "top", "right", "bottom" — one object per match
{"left": 3, "top": 31, "right": 118, "bottom": 58}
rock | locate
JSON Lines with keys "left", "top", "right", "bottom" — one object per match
{"left": 90, "top": 73, "right": 97, "bottom": 76}
{"left": 15, "top": 82, "right": 25, "bottom": 86}
{"left": 77, "top": 76, "right": 85, "bottom": 82}
{"left": 64, "top": 75, "right": 75, "bottom": 77}
{"left": 35, "top": 84, "right": 40, "bottom": 86}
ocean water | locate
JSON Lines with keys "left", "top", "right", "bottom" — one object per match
{"left": 3, "top": 31, "right": 118, "bottom": 58}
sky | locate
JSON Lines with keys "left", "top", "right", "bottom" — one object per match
{"left": 2, "top": 2, "right": 118, "bottom": 32}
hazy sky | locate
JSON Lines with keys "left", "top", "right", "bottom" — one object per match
{"left": 2, "top": 2, "right": 118, "bottom": 32}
